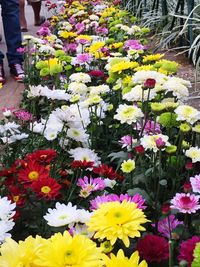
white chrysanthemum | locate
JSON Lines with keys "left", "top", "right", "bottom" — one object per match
{"left": 69, "top": 73, "right": 91, "bottom": 83}
{"left": 67, "top": 127, "right": 89, "bottom": 143}
{"left": 185, "top": 147, "right": 200, "bottom": 163}
{"left": 0, "top": 122, "right": 20, "bottom": 135}
{"left": 30, "top": 121, "right": 45, "bottom": 134}
{"left": 44, "top": 202, "right": 78, "bottom": 227}
{"left": 46, "top": 89, "right": 70, "bottom": 101}
{"left": 27, "top": 85, "right": 49, "bottom": 98}
{"left": 76, "top": 209, "right": 92, "bottom": 224}
{"left": 44, "top": 128, "right": 58, "bottom": 141}
{"left": 132, "top": 70, "right": 167, "bottom": 84}
{"left": 9, "top": 133, "right": 29, "bottom": 143}
{"left": 0, "top": 220, "right": 15, "bottom": 243}
{"left": 38, "top": 45, "right": 55, "bottom": 55}
{"left": 68, "top": 82, "right": 88, "bottom": 94}
{"left": 69, "top": 147, "right": 100, "bottom": 165}
{"left": 127, "top": 25, "right": 141, "bottom": 35}
{"left": 163, "top": 77, "right": 189, "bottom": 100}
{"left": 89, "top": 84, "right": 110, "bottom": 95}
{"left": 175, "top": 105, "right": 200, "bottom": 125}
{"left": 58, "top": 21, "right": 72, "bottom": 31}
{"left": 114, "top": 104, "right": 144, "bottom": 124}
{"left": 70, "top": 224, "right": 94, "bottom": 238}
{"left": 104, "top": 178, "right": 117, "bottom": 188}
{"left": 89, "top": 14, "right": 99, "bottom": 21}
{"left": 123, "top": 85, "right": 157, "bottom": 102}
{"left": 140, "top": 134, "right": 170, "bottom": 152}
{"left": 0, "top": 197, "right": 16, "bottom": 220}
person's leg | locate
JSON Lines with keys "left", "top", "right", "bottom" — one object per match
{"left": 29, "top": 0, "right": 45, "bottom": 26}
{"left": 19, "top": 0, "right": 28, "bottom": 31}
{"left": 1, "top": 0, "right": 23, "bottom": 65}
{"left": 1, "top": 0, "right": 24, "bottom": 82}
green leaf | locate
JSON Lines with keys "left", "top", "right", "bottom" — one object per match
{"left": 108, "top": 151, "right": 128, "bottom": 162}
{"left": 127, "top": 188, "right": 152, "bottom": 204}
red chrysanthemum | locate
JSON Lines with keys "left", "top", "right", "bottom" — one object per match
{"left": 18, "top": 160, "right": 49, "bottom": 186}
{"left": 70, "top": 160, "right": 94, "bottom": 169}
{"left": 137, "top": 234, "right": 169, "bottom": 263}
{"left": 31, "top": 177, "right": 61, "bottom": 199}
{"left": 25, "top": 149, "right": 57, "bottom": 164}
{"left": 88, "top": 70, "right": 105, "bottom": 78}
{"left": 178, "top": 236, "right": 200, "bottom": 267}
{"left": 93, "top": 164, "right": 118, "bottom": 180}
{"left": 8, "top": 185, "right": 26, "bottom": 206}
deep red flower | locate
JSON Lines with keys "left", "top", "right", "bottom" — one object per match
{"left": 178, "top": 236, "right": 200, "bottom": 267}
{"left": 183, "top": 182, "right": 192, "bottom": 193}
{"left": 25, "top": 149, "right": 57, "bottom": 164}
{"left": 88, "top": 70, "right": 105, "bottom": 78}
{"left": 185, "top": 161, "right": 193, "bottom": 170}
{"left": 70, "top": 160, "right": 94, "bottom": 169}
{"left": 31, "top": 177, "right": 61, "bottom": 199}
{"left": 8, "top": 185, "right": 26, "bottom": 206}
{"left": 137, "top": 234, "right": 169, "bottom": 263}
{"left": 162, "top": 203, "right": 171, "bottom": 214}
{"left": 18, "top": 160, "right": 49, "bottom": 186}
{"left": 135, "top": 145, "right": 145, "bottom": 154}
{"left": 143, "top": 78, "right": 156, "bottom": 89}
{"left": 93, "top": 164, "right": 117, "bottom": 180}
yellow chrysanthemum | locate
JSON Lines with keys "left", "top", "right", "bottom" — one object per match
{"left": 135, "top": 65, "right": 154, "bottom": 71}
{"left": 122, "top": 75, "right": 132, "bottom": 85}
{"left": 89, "top": 41, "right": 105, "bottom": 54}
{"left": 109, "top": 42, "right": 124, "bottom": 49}
{"left": 76, "top": 35, "right": 93, "bottom": 42}
{"left": 87, "top": 200, "right": 148, "bottom": 247}
{"left": 0, "top": 236, "right": 44, "bottom": 267}
{"left": 59, "top": 31, "right": 77, "bottom": 39}
{"left": 143, "top": 53, "right": 164, "bottom": 63}
{"left": 109, "top": 61, "right": 139, "bottom": 74}
{"left": 101, "top": 7, "right": 116, "bottom": 18}
{"left": 0, "top": 83, "right": 2, "bottom": 89}
{"left": 35, "top": 231, "right": 102, "bottom": 267}
{"left": 121, "top": 159, "right": 135, "bottom": 173}
{"left": 102, "top": 249, "right": 148, "bottom": 267}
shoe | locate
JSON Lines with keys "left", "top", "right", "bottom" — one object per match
{"left": 0, "top": 63, "right": 5, "bottom": 84}
{"left": 34, "top": 16, "right": 46, "bottom": 26}
{"left": 21, "top": 27, "right": 28, "bottom": 32}
{"left": 10, "top": 63, "right": 25, "bottom": 82}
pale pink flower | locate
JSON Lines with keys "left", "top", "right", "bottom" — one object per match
{"left": 190, "top": 174, "right": 200, "bottom": 193}
{"left": 170, "top": 193, "right": 200, "bottom": 214}
{"left": 77, "top": 176, "right": 105, "bottom": 192}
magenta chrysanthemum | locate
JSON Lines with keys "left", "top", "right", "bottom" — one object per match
{"left": 178, "top": 236, "right": 200, "bottom": 267}
{"left": 170, "top": 193, "right": 200, "bottom": 214}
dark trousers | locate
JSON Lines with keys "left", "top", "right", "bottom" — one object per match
{"left": 0, "top": 0, "right": 23, "bottom": 65}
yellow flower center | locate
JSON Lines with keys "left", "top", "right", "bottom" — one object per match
{"left": 13, "top": 195, "right": 19, "bottom": 202}
{"left": 28, "top": 171, "right": 39, "bottom": 180}
{"left": 41, "top": 186, "right": 51, "bottom": 194}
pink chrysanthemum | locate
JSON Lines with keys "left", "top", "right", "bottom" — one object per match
{"left": 170, "top": 193, "right": 200, "bottom": 214}
{"left": 152, "top": 215, "right": 183, "bottom": 238}
{"left": 178, "top": 236, "right": 200, "bottom": 267}
{"left": 14, "top": 110, "right": 33, "bottom": 121}
{"left": 77, "top": 176, "right": 105, "bottom": 192}
{"left": 90, "top": 193, "right": 146, "bottom": 210}
{"left": 137, "top": 234, "right": 169, "bottom": 263}
{"left": 190, "top": 174, "right": 200, "bottom": 193}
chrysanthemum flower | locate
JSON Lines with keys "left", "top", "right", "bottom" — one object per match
{"left": 190, "top": 174, "right": 200, "bottom": 193}
{"left": 0, "top": 235, "right": 44, "bottom": 266}
{"left": 137, "top": 234, "right": 169, "bottom": 263}
{"left": 87, "top": 200, "right": 148, "bottom": 247}
{"left": 114, "top": 104, "right": 144, "bottom": 125}
{"left": 185, "top": 147, "right": 200, "bottom": 163}
{"left": 178, "top": 236, "right": 200, "bottom": 267}
{"left": 121, "top": 159, "right": 135, "bottom": 173}
{"left": 18, "top": 159, "right": 49, "bottom": 186}
{"left": 35, "top": 231, "right": 102, "bottom": 267}
{"left": 170, "top": 193, "right": 200, "bottom": 214}
{"left": 175, "top": 105, "right": 200, "bottom": 125}
{"left": 26, "top": 149, "right": 57, "bottom": 164}
{"left": 152, "top": 215, "right": 183, "bottom": 238}
{"left": 102, "top": 249, "right": 147, "bottom": 267}
{"left": 31, "top": 177, "right": 61, "bottom": 199}
{"left": 77, "top": 176, "right": 105, "bottom": 192}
